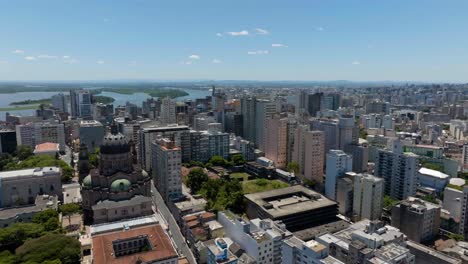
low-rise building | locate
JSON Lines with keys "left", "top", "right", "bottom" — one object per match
{"left": 33, "top": 142, "right": 60, "bottom": 156}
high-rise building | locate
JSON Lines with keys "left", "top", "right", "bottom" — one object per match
{"left": 232, "top": 137, "right": 256, "bottom": 161}
{"left": 374, "top": 144, "right": 419, "bottom": 200}
{"left": 345, "top": 142, "right": 369, "bottom": 173}
{"left": 458, "top": 186, "right": 468, "bottom": 239}
{"left": 391, "top": 197, "right": 441, "bottom": 243}
{"left": 152, "top": 137, "right": 182, "bottom": 202}
{"left": 51, "top": 93, "right": 68, "bottom": 113}
{"left": 160, "top": 97, "right": 176, "bottom": 125}
{"left": 139, "top": 125, "right": 190, "bottom": 171}
{"left": 16, "top": 121, "right": 66, "bottom": 152}
{"left": 0, "top": 129, "right": 17, "bottom": 154}
{"left": 307, "top": 92, "right": 323, "bottom": 117}
{"left": 241, "top": 97, "right": 257, "bottom": 143}
{"left": 70, "top": 89, "right": 92, "bottom": 118}
{"left": 79, "top": 120, "right": 105, "bottom": 151}
{"left": 283, "top": 236, "right": 343, "bottom": 264}
{"left": 321, "top": 93, "right": 340, "bottom": 111}
{"left": 303, "top": 131, "right": 325, "bottom": 183}
{"left": 325, "top": 150, "right": 353, "bottom": 200}
{"left": 336, "top": 174, "right": 355, "bottom": 217}
{"left": 292, "top": 124, "right": 309, "bottom": 176}
{"left": 338, "top": 115, "right": 358, "bottom": 150}
{"left": 353, "top": 173, "right": 384, "bottom": 221}
{"left": 255, "top": 99, "right": 278, "bottom": 150}
{"left": 462, "top": 144, "right": 468, "bottom": 172}
{"left": 264, "top": 116, "right": 288, "bottom": 169}
{"left": 310, "top": 119, "right": 339, "bottom": 155}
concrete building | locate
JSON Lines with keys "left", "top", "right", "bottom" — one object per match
{"left": 70, "top": 89, "right": 92, "bottom": 118}
{"left": 353, "top": 173, "right": 384, "bottom": 221}
{"left": 51, "top": 93, "right": 68, "bottom": 113}
{"left": 241, "top": 97, "right": 257, "bottom": 143}
{"left": 462, "top": 144, "right": 468, "bottom": 172}
{"left": 255, "top": 99, "right": 278, "bottom": 150}
{"left": 418, "top": 167, "right": 450, "bottom": 193}
{"left": 458, "top": 186, "right": 468, "bottom": 239}
{"left": 338, "top": 115, "right": 357, "bottom": 150}
{"left": 374, "top": 142, "right": 420, "bottom": 200}
{"left": 303, "top": 131, "right": 325, "bottom": 184}
{"left": 244, "top": 186, "right": 338, "bottom": 232}
{"left": 0, "top": 167, "right": 62, "bottom": 208}
{"left": 218, "top": 211, "right": 292, "bottom": 264}
{"left": 264, "top": 116, "right": 288, "bottom": 169}
{"left": 0, "top": 195, "right": 58, "bottom": 227}
{"left": 79, "top": 120, "right": 105, "bottom": 151}
{"left": 152, "top": 138, "right": 182, "bottom": 202}
{"left": 443, "top": 186, "right": 463, "bottom": 222}
{"left": 307, "top": 92, "right": 323, "bottom": 117}
{"left": 282, "top": 236, "right": 344, "bottom": 264}
{"left": 325, "top": 150, "right": 353, "bottom": 200}
{"left": 16, "top": 121, "right": 66, "bottom": 152}
{"left": 81, "top": 128, "right": 152, "bottom": 224}
{"left": 310, "top": 119, "right": 339, "bottom": 155}
{"left": 160, "top": 97, "right": 176, "bottom": 125}
{"left": 344, "top": 141, "right": 369, "bottom": 173}
{"left": 0, "top": 129, "right": 17, "bottom": 154}
{"left": 336, "top": 174, "right": 355, "bottom": 217}
{"left": 391, "top": 197, "right": 441, "bottom": 243}
{"left": 231, "top": 137, "right": 256, "bottom": 161}
{"left": 206, "top": 238, "right": 238, "bottom": 264}
{"left": 139, "top": 125, "right": 190, "bottom": 171}
{"left": 91, "top": 221, "right": 179, "bottom": 264}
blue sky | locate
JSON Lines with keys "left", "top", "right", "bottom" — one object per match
{"left": 1, "top": 0, "right": 468, "bottom": 82}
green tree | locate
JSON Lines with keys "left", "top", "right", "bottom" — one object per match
{"left": 199, "top": 178, "right": 245, "bottom": 213}
{"left": 4, "top": 155, "right": 74, "bottom": 183}
{"left": 0, "top": 153, "right": 14, "bottom": 171}
{"left": 187, "top": 168, "right": 209, "bottom": 194}
{"left": 448, "top": 233, "right": 464, "bottom": 241}
{"left": 231, "top": 154, "right": 246, "bottom": 166}
{"left": 32, "top": 209, "right": 59, "bottom": 232}
{"left": 0, "top": 223, "right": 45, "bottom": 251}
{"left": 303, "top": 178, "right": 316, "bottom": 188}
{"left": 209, "top": 156, "right": 228, "bottom": 167}
{"left": 59, "top": 204, "right": 81, "bottom": 226}
{"left": 16, "top": 145, "right": 33, "bottom": 161}
{"left": 383, "top": 195, "right": 399, "bottom": 209}
{"left": 287, "top": 162, "right": 300, "bottom": 174}
{"left": 0, "top": 250, "right": 15, "bottom": 264}
{"left": 15, "top": 234, "right": 81, "bottom": 264}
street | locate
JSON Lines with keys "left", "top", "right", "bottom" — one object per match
{"left": 151, "top": 183, "right": 196, "bottom": 264}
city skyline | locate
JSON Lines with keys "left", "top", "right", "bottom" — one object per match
{"left": 1, "top": 0, "right": 468, "bottom": 82}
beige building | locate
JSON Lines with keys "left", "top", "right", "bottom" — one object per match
{"left": 264, "top": 116, "right": 288, "bottom": 169}
{"left": 304, "top": 131, "right": 325, "bottom": 183}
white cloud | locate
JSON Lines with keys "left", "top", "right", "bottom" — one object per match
{"left": 12, "top": 49, "right": 24, "bottom": 54}
{"left": 247, "top": 50, "right": 269, "bottom": 55}
{"left": 24, "top": 56, "right": 36, "bottom": 61}
{"left": 212, "top": 59, "right": 222, "bottom": 64}
{"left": 227, "top": 30, "right": 249, "bottom": 36}
{"left": 316, "top": 27, "right": 325, "bottom": 31}
{"left": 62, "top": 55, "right": 70, "bottom": 59}
{"left": 189, "top": 54, "right": 200, "bottom": 60}
{"left": 271, "top": 43, "right": 288, "bottom": 48}
{"left": 96, "top": 60, "right": 105, "bottom": 64}
{"left": 352, "top": 61, "right": 361, "bottom": 65}
{"left": 38, "top": 54, "right": 58, "bottom": 59}
{"left": 255, "top": 28, "right": 269, "bottom": 35}
{"left": 216, "top": 33, "right": 223, "bottom": 37}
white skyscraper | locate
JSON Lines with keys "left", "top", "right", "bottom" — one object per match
{"left": 255, "top": 99, "right": 278, "bottom": 150}
{"left": 353, "top": 173, "right": 384, "bottom": 221}
{"left": 325, "top": 150, "right": 353, "bottom": 200}
{"left": 160, "top": 97, "right": 176, "bottom": 125}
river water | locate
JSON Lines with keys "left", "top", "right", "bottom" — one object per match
{"left": 0, "top": 88, "right": 210, "bottom": 120}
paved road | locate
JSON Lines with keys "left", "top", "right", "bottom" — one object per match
{"left": 151, "top": 184, "right": 196, "bottom": 264}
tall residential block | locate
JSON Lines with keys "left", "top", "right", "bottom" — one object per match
{"left": 264, "top": 116, "right": 288, "bottom": 169}
{"left": 303, "top": 131, "right": 325, "bottom": 183}
{"left": 353, "top": 173, "right": 384, "bottom": 221}
{"left": 70, "top": 89, "right": 92, "bottom": 118}
{"left": 152, "top": 138, "right": 182, "bottom": 202}
{"left": 255, "top": 99, "right": 278, "bottom": 150}
{"left": 160, "top": 97, "right": 176, "bottom": 125}
{"left": 325, "top": 150, "right": 353, "bottom": 200}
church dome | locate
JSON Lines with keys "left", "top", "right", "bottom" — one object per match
{"left": 100, "top": 133, "right": 130, "bottom": 154}
{"left": 83, "top": 175, "right": 92, "bottom": 187}
{"left": 110, "top": 179, "right": 132, "bottom": 192}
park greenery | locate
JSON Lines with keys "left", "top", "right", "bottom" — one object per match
{"left": 3, "top": 154, "right": 73, "bottom": 183}
{"left": 242, "top": 179, "right": 289, "bottom": 194}
{"left": 420, "top": 159, "right": 444, "bottom": 172}
{"left": 92, "top": 95, "right": 115, "bottom": 104}
{"left": 186, "top": 168, "right": 209, "bottom": 194}
{"left": 287, "top": 162, "right": 300, "bottom": 174}
{"left": 10, "top": 99, "right": 51, "bottom": 106}
{"left": 199, "top": 178, "right": 245, "bottom": 214}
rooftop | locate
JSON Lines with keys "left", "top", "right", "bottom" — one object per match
{"left": 90, "top": 215, "right": 160, "bottom": 235}
{"left": 34, "top": 142, "right": 60, "bottom": 153}
{"left": 0, "top": 195, "right": 58, "bottom": 219}
{"left": 419, "top": 167, "right": 449, "bottom": 179}
{"left": 244, "top": 185, "right": 337, "bottom": 218}
{"left": 92, "top": 224, "right": 178, "bottom": 264}
{"left": 0, "top": 167, "right": 60, "bottom": 180}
